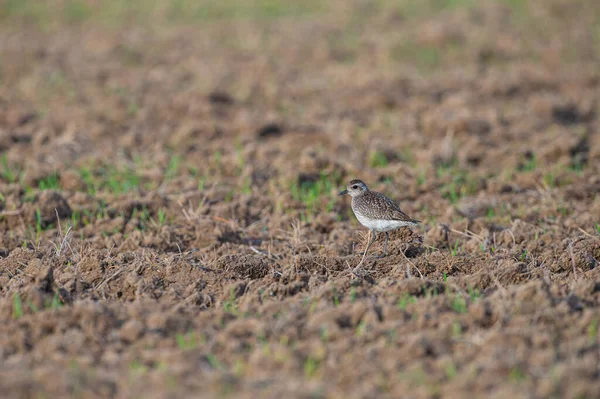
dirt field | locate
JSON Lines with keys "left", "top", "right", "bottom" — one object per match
{"left": 1, "top": 0, "right": 600, "bottom": 398}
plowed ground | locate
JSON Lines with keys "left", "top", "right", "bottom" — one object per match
{"left": 1, "top": 1, "right": 600, "bottom": 398}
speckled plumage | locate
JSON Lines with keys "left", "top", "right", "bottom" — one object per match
{"left": 351, "top": 190, "right": 418, "bottom": 228}
{"left": 338, "top": 179, "right": 419, "bottom": 258}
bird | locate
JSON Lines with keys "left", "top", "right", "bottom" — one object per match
{"left": 338, "top": 179, "right": 419, "bottom": 258}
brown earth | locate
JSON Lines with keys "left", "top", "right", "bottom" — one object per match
{"left": 1, "top": 0, "right": 600, "bottom": 398}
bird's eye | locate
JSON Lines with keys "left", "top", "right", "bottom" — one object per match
{"left": 352, "top": 185, "right": 358, "bottom": 189}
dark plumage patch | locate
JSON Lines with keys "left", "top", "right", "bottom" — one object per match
{"left": 348, "top": 179, "right": 365, "bottom": 186}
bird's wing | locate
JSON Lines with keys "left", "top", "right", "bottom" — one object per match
{"left": 389, "top": 208, "right": 420, "bottom": 224}
{"left": 376, "top": 192, "right": 420, "bottom": 224}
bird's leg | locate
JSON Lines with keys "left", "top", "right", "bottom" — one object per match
{"left": 355, "top": 230, "right": 376, "bottom": 268}
{"left": 356, "top": 230, "right": 380, "bottom": 269}
{"left": 376, "top": 232, "right": 389, "bottom": 258}
{"left": 363, "top": 230, "right": 377, "bottom": 257}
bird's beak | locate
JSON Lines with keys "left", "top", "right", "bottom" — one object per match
{"left": 338, "top": 189, "right": 348, "bottom": 196}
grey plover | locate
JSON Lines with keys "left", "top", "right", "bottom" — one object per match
{"left": 339, "top": 179, "right": 419, "bottom": 258}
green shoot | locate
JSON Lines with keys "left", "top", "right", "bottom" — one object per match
{"left": 205, "top": 353, "right": 222, "bottom": 370}
{"left": 451, "top": 239, "right": 460, "bottom": 256}
{"left": 451, "top": 294, "right": 467, "bottom": 313}
{"left": 304, "top": 356, "right": 320, "bottom": 378}
{"left": 332, "top": 287, "right": 340, "bottom": 307}
{"left": 12, "top": 293, "right": 23, "bottom": 319}
{"left": 369, "top": 151, "right": 388, "bottom": 168}
{"left": 176, "top": 331, "right": 199, "bottom": 350}
{"left": 157, "top": 208, "right": 167, "bottom": 226}
{"left": 38, "top": 172, "right": 60, "bottom": 190}
{"left": 223, "top": 288, "right": 239, "bottom": 316}
{"left": 468, "top": 286, "right": 480, "bottom": 302}
{"left": 350, "top": 287, "right": 357, "bottom": 302}
{"left": 451, "top": 321, "right": 462, "bottom": 338}
{"left": 519, "top": 153, "right": 536, "bottom": 172}
{"left": 398, "top": 293, "right": 417, "bottom": 310}
{"left": 509, "top": 367, "right": 527, "bottom": 383}
{"left": 589, "top": 318, "right": 598, "bottom": 344}
{"left": 164, "top": 155, "right": 181, "bottom": 181}
{"left": 49, "top": 292, "right": 62, "bottom": 309}
{"left": 1, "top": 154, "right": 19, "bottom": 183}
{"left": 290, "top": 171, "right": 342, "bottom": 216}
